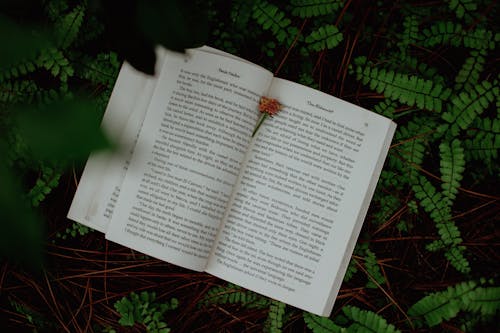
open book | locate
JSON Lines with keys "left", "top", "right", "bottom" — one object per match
{"left": 68, "top": 46, "right": 396, "bottom": 316}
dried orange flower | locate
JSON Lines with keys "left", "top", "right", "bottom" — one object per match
{"left": 258, "top": 96, "right": 282, "bottom": 117}
{"left": 252, "top": 96, "right": 282, "bottom": 137}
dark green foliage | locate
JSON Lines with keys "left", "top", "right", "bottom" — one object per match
{"left": 420, "top": 22, "right": 496, "bottom": 50}
{"left": 464, "top": 117, "right": 499, "bottom": 164}
{"left": 303, "top": 306, "right": 401, "bottom": 333}
{"left": 264, "top": 300, "right": 286, "bottom": 333}
{"left": 305, "top": 25, "right": 343, "bottom": 51}
{"left": 290, "top": 0, "right": 343, "bottom": 18}
{"left": 442, "top": 80, "right": 498, "bottom": 134}
{"left": 199, "top": 283, "right": 271, "bottom": 309}
{"left": 454, "top": 50, "right": 486, "bottom": 91}
{"left": 439, "top": 139, "right": 465, "bottom": 205}
{"left": 408, "top": 279, "right": 500, "bottom": 328}
{"left": 27, "top": 166, "right": 61, "bottom": 207}
{"left": 352, "top": 58, "right": 452, "bottom": 112}
{"left": 253, "top": 1, "right": 292, "bottom": 44}
{"left": 303, "top": 312, "right": 342, "bottom": 333}
{"left": 447, "top": 0, "right": 477, "bottom": 19}
{"left": 114, "top": 291, "right": 178, "bottom": 333}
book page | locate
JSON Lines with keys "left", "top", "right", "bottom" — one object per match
{"left": 68, "top": 47, "right": 255, "bottom": 232}
{"left": 67, "top": 49, "right": 168, "bottom": 232}
{"left": 206, "top": 78, "right": 396, "bottom": 315}
{"left": 106, "top": 50, "right": 273, "bottom": 271}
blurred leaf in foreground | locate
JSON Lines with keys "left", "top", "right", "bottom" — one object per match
{"left": 0, "top": 150, "right": 44, "bottom": 269}
{"left": 15, "top": 98, "right": 111, "bottom": 163}
{"left": 0, "top": 14, "right": 51, "bottom": 70}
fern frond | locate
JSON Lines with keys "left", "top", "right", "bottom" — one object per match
{"left": 37, "top": 48, "right": 74, "bottom": 82}
{"left": 372, "top": 100, "right": 397, "bottom": 119}
{"left": 442, "top": 80, "right": 498, "bottom": 133}
{"left": 253, "top": 2, "right": 292, "bottom": 44}
{"left": 464, "top": 117, "right": 500, "bottom": 162}
{"left": 264, "top": 300, "right": 286, "bottom": 333}
{"left": 454, "top": 49, "right": 486, "bottom": 91}
{"left": 74, "top": 52, "right": 120, "bottom": 87}
{"left": 393, "top": 118, "right": 434, "bottom": 180}
{"left": 0, "top": 60, "right": 36, "bottom": 83}
{"left": 54, "top": 5, "right": 85, "bottom": 49}
{"left": 305, "top": 25, "right": 343, "bottom": 51}
{"left": 446, "top": 0, "right": 477, "bottom": 19}
{"left": 398, "top": 15, "right": 419, "bottom": 56}
{"left": 0, "top": 80, "right": 38, "bottom": 106}
{"left": 230, "top": 0, "right": 254, "bottom": 30}
{"left": 352, "top": 58, "right": 452, "bottom": 112}
{"left": 290, "top": 0, "right": 343, "bottom": 18}
{"left": 199, "top": 283, "right": 270, "bottom": 309}
{"left": 27, "top": 166, "right": 61, "bottom": 207}
{"left": 412, "top": 176, "right": 460, "bottom": 245}
{"left": 444, "top": 245, "right": 470, "bottom": 274}
{"left": 421, "top": 22, "right": 496, "bottom": 50}
{"left": 303, "top": 312, "right": 342, "bottom": 333}
{"left": 439, "top": 139, "right": 465, "bottom": 205}
{"left": 342, "top": 306, "right": 402, "bottom": 333}
{"left": 408, "top": 280, "right": 499, "bottom": 327}
{"left": 44, "top": 0, "right": 69, "bottom": 21}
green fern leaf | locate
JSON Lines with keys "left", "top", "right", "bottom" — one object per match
{"left": 412, "top": 176, "right": 460, "bottom": 245}
{"left": 75, "top": 52, "right": 120, "bottom": 87}
{"left": 444, "top": 245, "right": 470, "bottom": 274}
{"left": 454, "top": 50, "right": 486, "bottom": 91}
{"left": 37, "top": 48, "right": 74, "bottom": 82}
{"left": 408, "top": 280, "right": 499, "bottom": 327}
{"left": 442, "top": 80, "right": 498, "bottom": 133}
{"left": 353, "top": 58, "right": 451, "bottom": 112}
{"left": 199, "top": 283, "right": 270, "bottom": 309}
{"left": 439, "top": 139, "right": 465, "bottom": 205}
{"left": 291, "top": 0, "right": 343, "bottom": 18}
{"left": 303, "top": 312, "right": 342, "bottom": 333}
{"left": 421, "top": 22, "right": 496, "bottom": 50}
{"left": 54, "top": 5, "right": 85, "bottom": 49}
{"left": 398, "top": 15, "right": 419, "bottom": 56}
{"left": 230, "top": 0, "right": 254, "bottom": 30}
{"left": 372, "top": 100, "right": 397, "bottom": 119}
{"left": 264, "top": 300, "right": 286, "bottom": 333}
{"left": 305, "top": 25, "right": 343, "bottom": 51}
{"left": 253, "top": 2, "right": 292, "bottom": 44}
{"left": 343, "top": 306, "right": 402, "bottom": 333}
{"left": 27, "top": 166, "right": 61, "bottom": 207}
{"left": 464, "top": 117, "right": 500, "bottom": 163}
{"left": 447, "top": 0, "right": 477, "bottom": 19}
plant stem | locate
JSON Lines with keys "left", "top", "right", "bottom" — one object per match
{"left": 251, "top": 113, "right": 268, "bottom": 137}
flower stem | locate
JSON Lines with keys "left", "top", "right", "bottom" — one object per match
{"left": 251, "top": 113, "right": 268, "bottom": 138}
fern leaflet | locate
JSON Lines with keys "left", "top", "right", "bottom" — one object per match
{"left": 408, "top": 279, "right": 500, "bottom": 327}
{"left": 420, "top": 22, "right": 496, "bottom": 50}
{"left": 54, "top": 5, "right": 85, "bottom": 49}
{"left": 342, "top": 305, "right": 402, "bottom": 333}
{"left": 264, "top": 300, "right": 286, "bottom": 333}
{"left": 447, "top": 0, "right": 477, "bottom": 19}
{"left": 352, "top": 57, "right": 452, "bottom": 112}
{"left": 303, "top": 312, "right": 342, "bottom": 333}
{"left": 454, "top": 50, "right": 486, "bottom": 91}
{"left": 305, "top": 25, "right": 343, "bottom": 51}
{"left": 439, "top": 139, "right": 465, "bottom": 206}
{"left": 464, "top": 117, "right": 499, "bottom": 163}
{"left": 291, "top": 0, "right": 343, "bottom": 18}
{"left": 252, "top": 2, "right": 292, "bottom": 44}
{"left": 442, "top": 80, "right": 498, "bottom": 133}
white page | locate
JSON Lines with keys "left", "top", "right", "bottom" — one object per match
{"left": 206, "top": 78, "right": 396, "bottom": 315}
{"left": 68, "top": 47, "right": 254, "bottom": 232}
{"left": 106, "top": 50, "right": 273, "bottom": 271}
